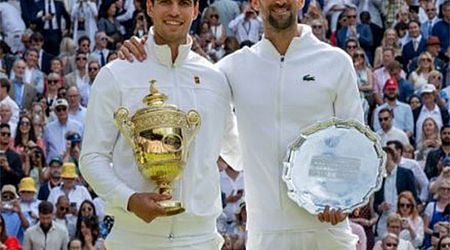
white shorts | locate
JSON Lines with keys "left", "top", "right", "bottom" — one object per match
{"left": 247, "top": 227, "right": 358, "bottom": 250}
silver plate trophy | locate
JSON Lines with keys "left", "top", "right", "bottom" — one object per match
{"left": 282, "top": 118, "right": 386, "bottom": 214}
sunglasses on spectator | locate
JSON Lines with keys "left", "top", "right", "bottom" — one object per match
{"left": 312, "top": 25, "right": 322, "bottom": 29}
{"left": 1, "top": 194, "right": 14, "bottom": 200}
{"left": 20, "top": 121, "right": 30, "bottom": 126}
{"left": 347, "top": 15, "right": 356, "bottom": 18}
{"left": 48, "top": 79, "right": 59, "bottom": 84}
{"left": 441, "top": 243, "right": 450, "bottom": 248}
{"left": 426, "top": 8, "right": 436, "bottom": 11}
{"left": 55, "top": 107, "right": 67, "bottom": 112}
{"left": 81, "top": 43, "right": 89, "bottom": 47}
{"left": 399, "top": 203, "right": 412, "bottom": 208}
{"left": 209, "top": 14, "right": 219, "bottom": 19}
{"left": 346, "top": 45, "right": 357, "bottom": 49}
{"left": 89, "top": 67, "right": 99, "bottom": 72}
{"left": 420, "top": 58, "right": 432, "bottom": 62}
{"left": 353, "top": 53, "right": 364, "bottom": 58}
{"left": 379, "top": 117, "right": 390, "bottom": 122}
{"left": 432, "top": 75, "right": 442, "bottom": 80}
{"left": 82, "top": 207, "right": 93, "bottom": 212}
{"left": 440, "top": 187, "right": 450, "bottom": 191}
{"left": 0, "top": 132, "right": 10, "bottom": 137}
{"left": 386, "top": 243, "right": 398, "bottom": 247}
{"left": 101, "top": 37, "right": 108, "bottom": 41}
{"left": 59, "top": 206, "right": 69, "bottom": 212}
{"left": 76, "top": 57, "right": 87, "bottom": 61}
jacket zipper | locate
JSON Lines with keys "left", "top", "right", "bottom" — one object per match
{"left": 278, "top": 55, "right": 285, "bottom": 209}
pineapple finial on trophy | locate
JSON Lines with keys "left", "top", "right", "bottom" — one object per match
{"left": 143, "top": 80, "right": 168, "bottom": 106}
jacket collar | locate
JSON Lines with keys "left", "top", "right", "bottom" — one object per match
{"left": 145, "top": 27, "right": 192, "bottom": 67}
{"left": 256, "top": 24, "right": 312, "bottom": 60}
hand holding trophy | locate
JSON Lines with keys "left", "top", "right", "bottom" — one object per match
{"left": 114, "top": 80, "right": 201, "bottom": 216}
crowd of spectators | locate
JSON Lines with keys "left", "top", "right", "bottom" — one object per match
{"left": 0, "top": 0, "right": 447, "bottom": 249}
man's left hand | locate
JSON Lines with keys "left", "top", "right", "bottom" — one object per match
{"left": 317, "top": 206, "right": 347, "bottom": 225}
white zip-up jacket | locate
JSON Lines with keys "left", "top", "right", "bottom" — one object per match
{"left": 217, "top": 24, "right": 364, "bottom": 232}
{"left": 80, "top": 31, "right": 232, "bottom": 244}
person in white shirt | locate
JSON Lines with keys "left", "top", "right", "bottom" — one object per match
{"left": 228, "top": 3, "right": 262, "bottom": 44}
{"left": 376, "top": 108, "right": 410, "bottom": 146}
{"left": 0, "top": 2, "right": 25, "bottom": 54}
{"left": 119, "top": 0, "right": 364, "bottom": 248}
{"left": 79, "top": 0, "right": 238, "bottom": 248}
{"left": 0, "top": 78, "right": 19, "bottom": 127}
{"left": 47, "top": 162, "right": 92, "bottom": 211}
{"left": 66, "top": 86, "right": 86, "bottom": 125}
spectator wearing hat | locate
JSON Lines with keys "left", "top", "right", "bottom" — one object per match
{"left": 0, "top": 185, "right": 29, "bottom": 244}
{"left": 413, "top": 84, "right": 450, "bottom": 144}
{"left": 63, "top": 132, "right": 82, "bottom": 167}
{"left": 373, "top": 47, "right": 406, "bottom": 105}
{"left": 38, "top": 156, "right": 63, "bottom": 201}
{"left": 0, "top": 123, "right": 23, "bottom": 189}
{"left": 376, "top": 108, "right": 410, "bottom": 147}
{"left": 18, "top": 177, "right": 40, "bottom": 227}
{"left": 47, "top": 162, "right": 91, "bottom": 211}
{"left": 373, "top": 78, "right": 414, "bottom": 138}
{"left": 387, "top": 60, "right": 414, "bottom": 104}
{"left": 23, "top": 201, "right": 70, "bottom": 250}
{"left": 43, "top": 98, "right": 83, "bottom": 163}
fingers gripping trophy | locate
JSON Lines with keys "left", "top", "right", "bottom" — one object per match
{"left": 114, "top": 80, "right": 201, "bottom": 216}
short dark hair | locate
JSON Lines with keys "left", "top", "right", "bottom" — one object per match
{"left": 383, "top": 146, "right": 396, "bottom": 160}
{"left": 408, "top": 20, "right": 421, "bottom": 28}
{"left": 38, "top": 201, "right": 54, "bottom": 214}
{"left": 379, "top": 108, "right": 394, "bottom": 118}
{"left": 0, "top": 78, "right": 10, "bottom": 93}
{"left": 30, "top": 32, "right": 44, "bottom": 43}
{"left": 24, "top": 48, "right": 39, "bottom": 57}
{"left": 0, "top": 123, "right": 10, "bottom": 131}
{"left": 77, "top": 35, "right": 90, "bottom": 46}
{"left": 386, "top": 140, "right": 404, "bottom": 154}
{"left": 441, "top": 124, "right": 450, "bottom": 134}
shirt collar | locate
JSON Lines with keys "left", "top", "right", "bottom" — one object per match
{"left": 145, "top": 27, "right": 192, "bottom": 67}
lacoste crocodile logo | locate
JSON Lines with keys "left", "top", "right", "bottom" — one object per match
{"left": 303, "top": 74, "right": 315, "bottom": 82}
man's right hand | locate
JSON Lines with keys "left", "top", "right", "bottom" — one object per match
{"left": 127, "top": 192, "right": 171, "bottom": 223}
{"left": 118, "top": 36, "right": 148, "bottom": 62}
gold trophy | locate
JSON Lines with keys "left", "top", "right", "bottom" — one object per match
{"left": 114, "top": 80, "right": 201, "bottom": 216}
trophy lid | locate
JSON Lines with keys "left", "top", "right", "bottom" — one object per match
{"left": 131, "top": 80, "right": 200, "bottom": 134}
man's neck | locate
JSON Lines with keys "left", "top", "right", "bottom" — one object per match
{"left": 425, "top": 103, "right": 436, "bottom": 111}
{"left": 77, "top": 67, "right": 86, "bottom": 76}
{"left": 264, "top": 24, "right": 300, "bottom": 56}
{"left": 69, "top": 105, "right": 78, "bottom": 112}
{"left": 442, "top": 144, "right": 450, "bottom": 153}
{"left": 0, "top": 144, "right": 8, "bottom": 151}
{"left": 386, "top": 99, "right": 397, "bottom": 106}
{"left": 153, "top": 34, "right": 186, "bottom": 63}
{"left": 59, "top": 118, "right": 68, "bottom": 125}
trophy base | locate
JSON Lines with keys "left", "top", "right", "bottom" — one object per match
{"left": 159, "top": 200, "right": 185, "bottom": 216}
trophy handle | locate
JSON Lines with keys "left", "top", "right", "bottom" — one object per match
{"left": 114, "top": 107, "right": 135, "bottom": 147}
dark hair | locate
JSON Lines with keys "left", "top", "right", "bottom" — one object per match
{"left": 77, "top": 35, "right": 90, "bottom": 46}
{"left": 383, "top": 146, "right": 397, "bottom": 160}
{"left": 0, "top": 123, "right": 10, "bottom": 131}
{"left": 0, "top": 78, "right": 10, "bottom": 93}
{"left": 437, "top": 235, "right": 450, "bottom": 250}
{"left": 30, "top": 32, "right": 44, "bottom": 43}
{"left": 408, "top": 20, "right": 421, "bottom": 28}
{"left": 38, "top": 201, "right": 54, "bottom": 214}
{"left": 387, "top": 140, "right": 404, "bottom": 154}
{"left": 0, "top": 40, "right": 12, "bottom": 55}
{"left": 76, "top": 215, "right": 100, "bottom": 247}
{"left": 0, "top": 214, "right": 7, "bottom": 242}
{"left": 441, "top": 124, "right": 450, "bottom": 134}
{"left": 14, "top": 115, "right": 38, "bottom": 148}
{"left": 99, "top": 0, "right": 117, "bottom": 19}
{"left": 379, "top": 107, "right": 394, "bottom": 118}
